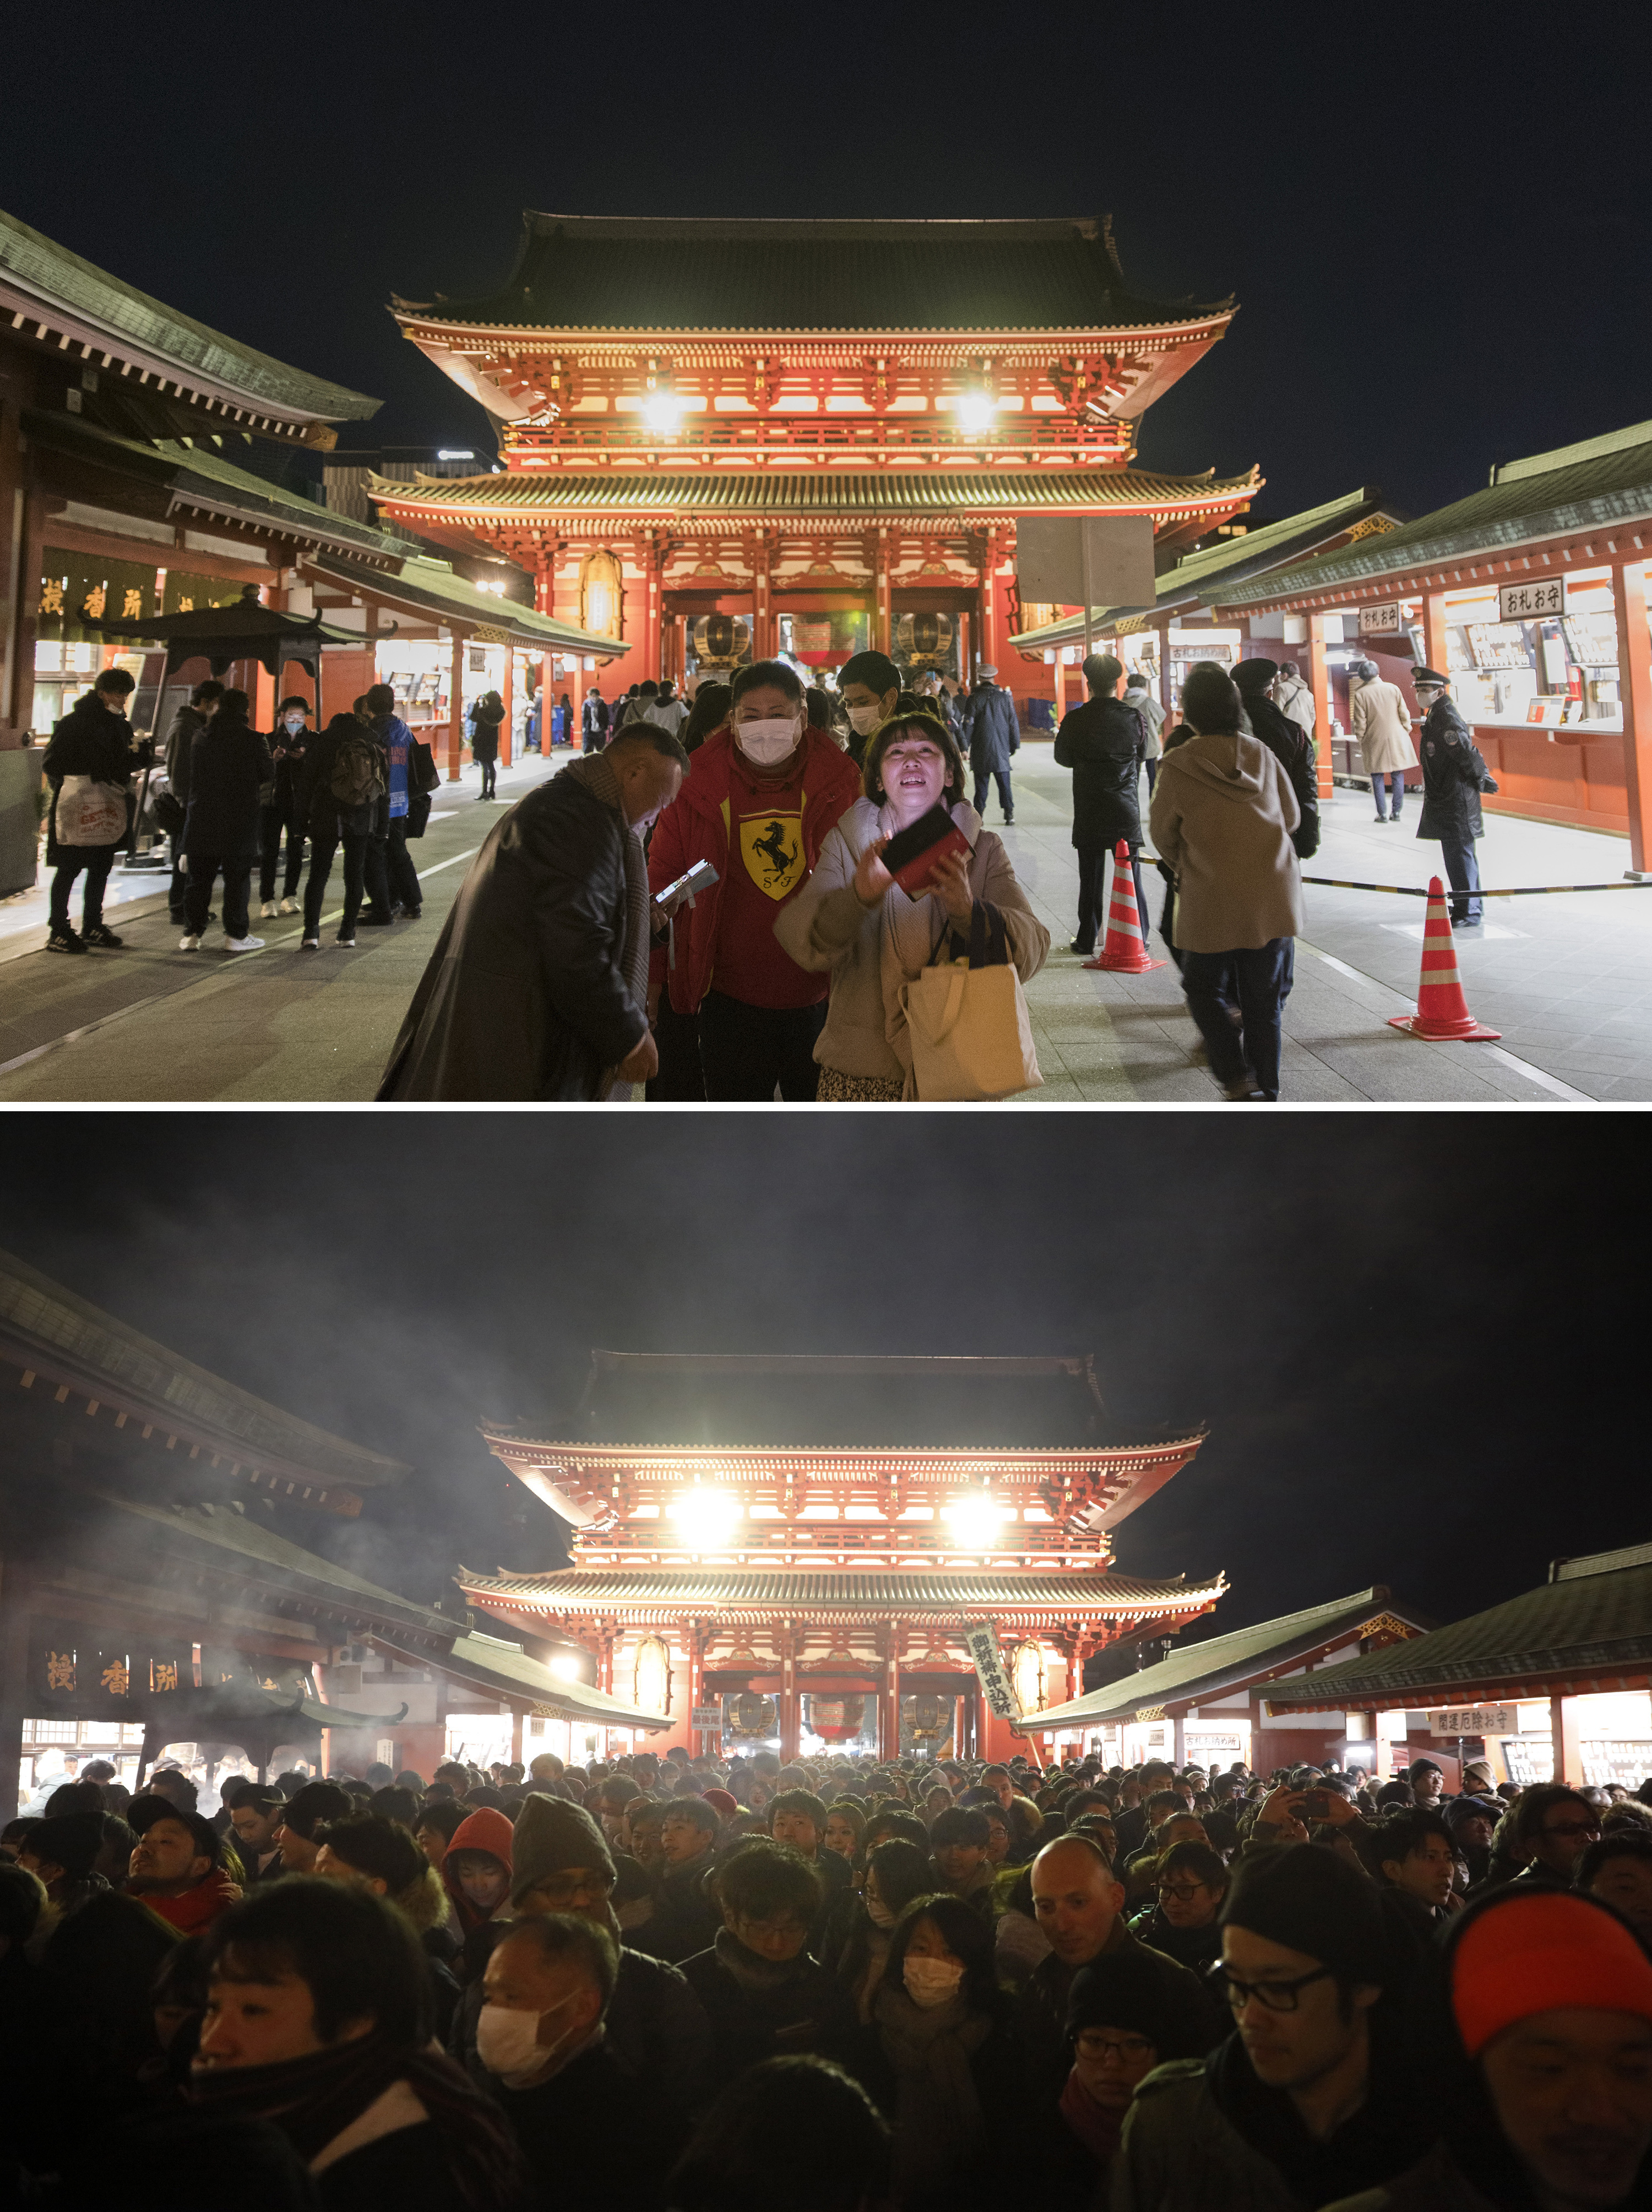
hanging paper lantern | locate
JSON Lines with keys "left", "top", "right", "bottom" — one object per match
{"left": 730, "top": 1692, "right": 778, "bottom": 1738}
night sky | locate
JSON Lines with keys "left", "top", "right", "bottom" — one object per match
{"left": 4, "top": 3, "right": 1648, "bottom": 519}
{"left": 0, "top": 1113, "right": 1638, "bottom": 1673}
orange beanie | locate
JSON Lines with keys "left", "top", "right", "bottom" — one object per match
{"left": 1453, "top": 1891, "right": 1652, "bottom": 2058}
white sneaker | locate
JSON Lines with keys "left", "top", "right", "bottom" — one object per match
{"left": 260, "top": 900, "right": 278, "bottom": 917}
{"left": 224, "top": 934, "right": 265, "bottom": 953}
{"left": 300, "top": 934, "right": 320, "bottom": 952}
{"left": 178, "top": 932, "right": 202, "bottom": 951}
{"left": 279, "top": 896, "right": 298, "bottom": 914}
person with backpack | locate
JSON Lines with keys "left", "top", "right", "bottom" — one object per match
{"left": 296, "top": 711, "right": 385, "bottom": 949}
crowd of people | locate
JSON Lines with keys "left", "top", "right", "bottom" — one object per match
{"left": 35, "top": 650, "right": 1508, "bottom": 1104}
{"left": 4, "top": 1737, "right": 1651, "bottom": 2210}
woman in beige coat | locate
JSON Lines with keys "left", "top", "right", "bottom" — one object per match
{"left": 775, "top": 708, "right": 1048, "bottom": 1099}
{"left": 1149, "top": 663, "right": 1303, "bottom": 1101}
{"left": 1350, "top": 658, "right": 1416, "bottom": 822}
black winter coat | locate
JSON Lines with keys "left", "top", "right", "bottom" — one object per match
{"left": 1242, "top": 693, "right": 1320, "bottom": 860}
{"left": 680, "top": 1937, "right": 857, "bottom": 2083}
{"left": 181, "top": 718, "right": 273, "bottom": 857}
{"left": 377, "top": 769, "right": 649, "bottom": 1100}
{"left": 966, "top": 683, "right": 1020, "bottom": 771}
{"left": 163, "top": 702, "right": 205, "bottom": 811}
{"left": 42, "top": 694, "right": 140, "bottom": 864}
{"left": 1052, "top": 695, "right": 1145, "bottom": 851}
{"left": 471, "top": 701, "right": 504, "bottom": 765}
{"left": 1416, "top": 698, "right": 1489, "bottom": 841}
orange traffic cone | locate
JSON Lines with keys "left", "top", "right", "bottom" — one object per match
{"left": 1387, "top": 877, "right": 1500, "bottom": 1041}
{"left": 1084, "top": 839, "right": 1165, "bottom": 973}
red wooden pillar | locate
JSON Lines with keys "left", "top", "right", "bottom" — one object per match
{"left": 500, "top": 648, "right": 514, "bottom": 769}
{"left": 881, "top": 1624, "right": 903, "bottom": 1762}
{"left": 1052, "top": 654, "right": 1068, "bottom": 722}
{"left": 754, "top": 532, "right": 773, "bottom": 661}
{"left": 876, "top": 529, "right": 892, "bottom": 655}
{"left": 1611, "top": 561, "right": 1652, "bottom": 873}
{"left": 1550, "top": 1692, "right": 1583, "bottom": 1785}
{"left": 981, "top": 532, "right": 1003, "bottom": 669}
{"left": 779, "top": 1622, "right": 799, "bottom": 1763}
{"left": 1423, "top": 589, "right": 1450, "bottom": 681}
{"left": 1306, "top": 612, "right": 1333, "bottom": 798}
{"left": 539, "top": 653, "right": 553, "bottom": 753}
{"left": 447, "top": 633, "right": 464, "bottom": 782}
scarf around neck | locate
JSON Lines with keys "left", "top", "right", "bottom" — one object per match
{"left": 561, "top": 751, "right": 649, "bottom": 1094}
{"left": 1059, "top": 2066, "right": 1125, "bottom": 2165}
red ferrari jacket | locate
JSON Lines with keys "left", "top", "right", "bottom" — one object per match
{"left": 647, "top": 727, "right": 862, "bottom": 1015}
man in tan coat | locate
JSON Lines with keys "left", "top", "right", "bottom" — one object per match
{"left": 1150, "top": 663, "right": 1304, "bottom": 1102}
{"left": 1350, "top": 658, "right": 1416, "bottom": 821}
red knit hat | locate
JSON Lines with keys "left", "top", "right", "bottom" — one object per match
{"left": 703, "top": 1789, "right": 737, "bottom": 1820}
{"left": 1452, "top": 1892, "right": 1652, "bottom": 2058}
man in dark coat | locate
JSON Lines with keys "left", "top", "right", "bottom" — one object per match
{"left": 295, "top": 711, "right": 383, "bottom": 948}
{"left": 965, "top": 664, "right": 1020, "bottom": 823}
{"left": 42, "top": 667, "right": 148, "bottom": 954}
{"left": 178, "top": 688, "right": 273, "bottom": 952}
{"left": 1053, "top": 652, "right": 1147, "bottom": 952}
{"left": 1413, "top": 666, "right": 1492, "bottom": 928}
{"left": 1232, "top": 658, "right": 1320, "bottom": 860}
{"left": 164, "top": 679, "right": 222, "bottom": 925}
{"left": 378, "top": 725, "right": 686, "bottom": 1100}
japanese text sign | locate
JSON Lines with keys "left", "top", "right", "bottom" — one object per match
{"left": 1499, "top": 578, "right": 1567, "bottom": 622}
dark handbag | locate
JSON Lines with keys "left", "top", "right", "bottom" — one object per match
{"left": 411, "top": 740, "right": 442, "bottom": 796}
{"left": 946, "top": 900, "right": 1010, "bottom": 967}
{"left": 154, "top": 787, "right": 186, "bottom": 835}
{"left": 404, "top": 791, "right": 433, "bottom": 839}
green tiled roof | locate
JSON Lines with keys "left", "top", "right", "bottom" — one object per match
{"left": 459, "top": 1564, "right": 1227, "bottom": 1618}
{"left": 92, "top": 1489, "right": 450, "bottom": 1638}
{"left": 372, "top": 466, "right": 1260, "bottom": 520}
{"left": 1013, "top": 487, "right": 1385, "bottom": 648}
{"left": 415, "top": 215, "right": 1235, "bottom": 335}
{"left": 25, "top": 410, "right": 405, "bottom": 562}
{"left": 1265, "top": 1547, "right": 1652, "bottom": 1707}
{"left": 0, "top": 1244, "right": 408, "bottom": 1493}
{"left": 2, "top": 204, "right": 378, "bottom": 422}
{"left": 309, "top": 551, "right": 623, "bottom": 656}
{"left": 1221, "top": 420, "right": 1652, "bottom": 608}
{"left": 1025, "top": 1585, "right": 1421, "bottom": 1728}
{"left": 376, "top": 1629, "right": 671, "bottom": 1729}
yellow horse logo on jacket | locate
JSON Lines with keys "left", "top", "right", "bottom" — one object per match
{"left": 739, "top": 811, "right": 805, "bottom": 900}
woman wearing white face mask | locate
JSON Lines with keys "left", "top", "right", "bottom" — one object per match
{"left": 775, "top": 710, "right": 1049, "bottom": 1100}
{"left": 259, "top": 694, "right": 312, "bottom": 917}
{"left": 838, "top": 650, "right": 901, "bottom": 766}
{"left": 866, "top": 1894, "right": 1021, "bottom": 2210}
{"left": 835, "top": 1839, "right": 932, "bottom": 2024}
{"left": 645, "top": 658, "right": 863, "bottom": 1101}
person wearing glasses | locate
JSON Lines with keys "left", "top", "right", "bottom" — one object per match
{"left": 1503, "top": 1785, "right": 1604, "bottom": 1893}
{"left": 1054, "top": 1949, "right": 1213, "bottom": 2195}
{"left": 1113, "top": 1844, "right": 1423, "bottom": 2212}
{"left": 1018, "top": 1836, "right": 1222, "bottom": 2113}
{"left": 1130, "top": 1840, "right": 1229, "bottom": 1972}
{"left": 681, "top": 1838, "right": 855, "bottom": 2082}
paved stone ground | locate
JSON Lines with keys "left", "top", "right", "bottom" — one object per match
{"left": 0, "top": 741, "right": 1644, "bottom": 1104}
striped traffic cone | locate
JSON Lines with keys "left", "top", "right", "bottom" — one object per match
{"left": 1084, "top": 839, "right": 1165, "bottom": 973}
{"left": 1387, "top": 877, "right": 1501, "bottom": 1041}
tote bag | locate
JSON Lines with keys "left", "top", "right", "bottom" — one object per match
{"left": 55, "top": 775, "right": 128, "bottom": 847}
{"left": 899, "top": 903, "right": 1042, "bottom": 1102}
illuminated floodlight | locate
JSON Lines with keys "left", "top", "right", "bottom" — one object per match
{"left": 642, "top": 389, "right": 684, "bottom": 433}
{"left": 669, "top": 1487, "right": 742, "bottom": 1547}
{"left": 941, "top": 1491, "right": 1009, "bottom": 1551}
{"left": 954, "top": 391, "right": 997, "bottom": 435}
{"left": 547, "top": 1653, "right": 584, "bottom": 1681}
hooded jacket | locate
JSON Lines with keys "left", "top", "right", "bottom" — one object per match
{"left": 182, "top": 714, "right": 274, "bottom": 857}
{"left": 646, "top": 725, "right": 861, "bottom": 1015}
{"left": 1148, "top": 732, "right": 1305, "bottom": 954}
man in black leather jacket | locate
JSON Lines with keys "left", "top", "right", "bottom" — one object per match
{"left": 1053, "top": 652, "right": 1149, "bottom": 952}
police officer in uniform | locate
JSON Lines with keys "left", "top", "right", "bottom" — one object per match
{"left": 1412, "top": 666, "right": 1495, "bottom": 928}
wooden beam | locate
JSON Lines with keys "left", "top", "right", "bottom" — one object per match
{"left": 1612, "top": 561, "right": 1652, "bottom": 872}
